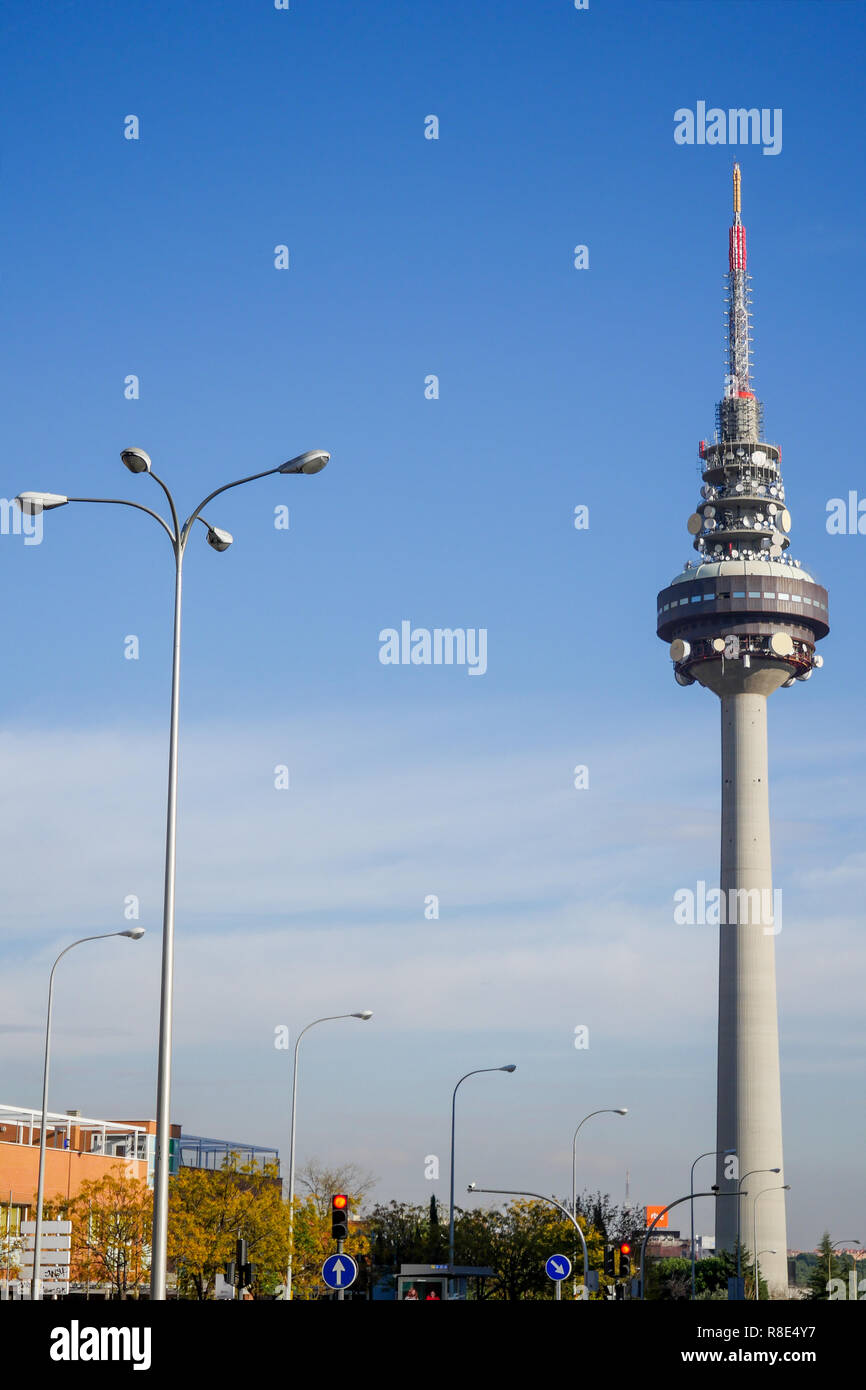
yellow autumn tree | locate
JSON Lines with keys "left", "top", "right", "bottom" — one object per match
{"left": 55, "top": 1164, "right": 152, "bottom": 1298}
{"left": 168, "top": 1154, "right": 290, "bottom": 1299}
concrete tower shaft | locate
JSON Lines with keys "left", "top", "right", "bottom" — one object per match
{"left": 656, "top": 167, "right": 830, "bottom": 1297}
{"left": 713, "top": 684, "right": 787, "bottom": 1294}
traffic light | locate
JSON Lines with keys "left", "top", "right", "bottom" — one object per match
{"left": 618, "top": 1241, "right": 632, "bottom": 1278}
{"left": 331, "top": 1193, "right": 349, "bottom": 1242}
{"left": 603, "top": 1245, "right": 616, "bottom": 1277}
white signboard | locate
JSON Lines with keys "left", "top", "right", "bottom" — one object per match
{"left": 20, "top": 1220, "right": 71, "bottom": 1295}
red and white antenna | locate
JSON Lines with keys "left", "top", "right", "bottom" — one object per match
{"left": 725, "top": 162, "right": 753, "bottom": 398}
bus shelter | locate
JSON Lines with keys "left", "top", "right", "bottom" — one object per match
{"left": 397, "top": 1264, "right": 495, "bottom": 1301}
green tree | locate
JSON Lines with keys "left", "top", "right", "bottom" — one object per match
{"left": 454, "top": 1199, "right": 602, "bottom": 1301}
{"left": 367, "top": 1200, "right": 431, "bottom": 1273}
{"left": 808, "top": 1232, "right": 840, "bottom": 1300}
{"left": 645, "top": 1246, "right": 767, "bottom": 1300}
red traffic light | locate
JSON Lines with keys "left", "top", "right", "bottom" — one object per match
{"left": 619, "top": 1242, "right": 631, "bottom": 1256}
{"left": 331, "top": 1193, "right": 350, "bottom": 1243}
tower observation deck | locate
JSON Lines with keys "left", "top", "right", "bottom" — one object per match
{"left": 656, "top": 166, "right": 829, "bottom": 1297}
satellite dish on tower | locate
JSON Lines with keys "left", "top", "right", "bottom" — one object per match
{"left": 670, "top": 639, "right": 691, "bottom": 661}
{"left": 712, "top": 637, "right": 726, "bottom": 653}
{"left": 687, "top": 514, "right": 703, "bottom": 535}
{"left": 780, "top": 509, "right": 792, "bottom": 533}
{"left": 770, "top": 633, "right": 794, "bottom": 657}
{"left": 752, "top": 451, "right": 766, "bottom": 464}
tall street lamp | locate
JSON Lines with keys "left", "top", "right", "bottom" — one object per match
{"left": 30, "top": 927, "right": 145, "bottom": 1300}
{"left": 285, "top": 1010, "right": 372, "bottom": 1301}
{"left": 570, "top": 1107, "right": 627, "bottom": 1296}
{"left": 753, "top": 1185, "right": 790, "bottom": 1299}
{"left": 690, "top": 1147, "right": 735, "bottom": 1299}
{"left": 17, "top": 445, "right": 328, "bottom": 1301}
{"left": 448, "top": 1066, "right": 516, "bottom": 1298}
{"left": 737, "top": 1166, "right": 780, "bottom": 1294}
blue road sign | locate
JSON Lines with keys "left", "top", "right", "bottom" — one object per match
{"left": 545, "top": 1254, "right": 572, "bottom": 1282}
{"left": 322, "top": 1253, "right": 358, "bottom": 1290}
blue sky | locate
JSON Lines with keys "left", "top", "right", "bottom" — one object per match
{"left": 1, "top": 0, "right": 864, "bottom": 1249}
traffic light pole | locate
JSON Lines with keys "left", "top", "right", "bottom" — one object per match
{"left": 337, "top": 1238, "right": 345, "bottom": 1302}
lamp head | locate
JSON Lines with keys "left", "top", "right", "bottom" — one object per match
{"left": 615, "top": 1108, "right": 628, "bottom": 1115}
{"left": 501, "top": 1065, "right": 517, "bottom": 1073}
{"left": 121, "top": 927, "right": 146, "bottom": 940}
{"left": 352, "top": 1010, "right": 373, "bottom": 1021}
{"left": 279, "top": 450, "right": 329, "bottom": 475}
{"left": 121, "top": 448, "right": 152, "bottom": 474}
{"left": 206, "top": 526, "right": 233, "bottom": 552}
{"left": 467, "top": 1182, "right": 477, "bottom": 1192}
{"left": 15, "top": 492, "right": 68, "bottom": 513}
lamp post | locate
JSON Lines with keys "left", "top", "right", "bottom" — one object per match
{"left": 570, "top": 1108, "right": 627, "bottom": 1296}
{"left": 448, "top": 1066, "right": 516, "bottom": 1299}
{"left": 30, "top": 928, "right": 145, "bottom": 1301}
{"left": 828, "top": 1238, "right": 860, "bottom": 1294}
{"left": 284, "top": 1010, "right": 372, "bottom": 1301}
{"left": 17, "top": 446, "right": 329, "bottom": 1301}
{"left": 753, "top": 1186, "right": 790, "bottom": 1299}
{"left": 690, "top": 1148, "right": 734, "bottom": 1299}
{"left": 737, "top": 1166, "right": 780, "bottom": 1294}
{"left": 468, "top": 1184, "right": 589, "bottom": 1295}
{"left": 755, "top": 1251, "right": 776, "bottom": 1300}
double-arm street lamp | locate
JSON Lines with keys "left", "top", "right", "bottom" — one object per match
{"left": 285, "top": 1010, "right": 373, "bottom": 1301}
{"left": 448, "top": 1066, "right": 516, "bottom": 1298}
{"left": 31, "top": 927, "right": 145, "bottom": 1301}
{"left": 689, "top": 1147, "right": 735, "bottom": 1299}
{"left": 17, "top": 446, "right": 328, "bottom": 1299}
{"left": 570, "top": 1107, "right": 627, "bottom": 1296}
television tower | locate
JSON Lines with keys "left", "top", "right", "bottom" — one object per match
{"left": 656, "top": 165, "right": 829, "bottom": 1295}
